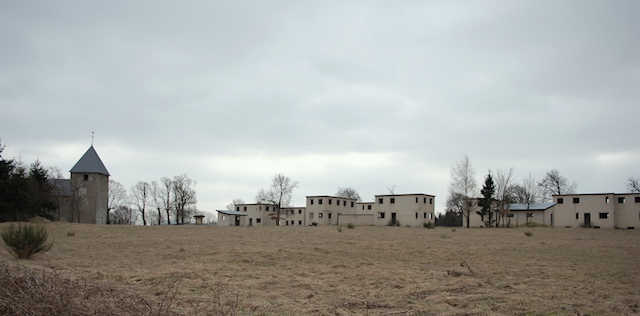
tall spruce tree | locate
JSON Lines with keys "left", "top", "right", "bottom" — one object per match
{"left": 479, "top": 173, "right": 496, "bottom": 227}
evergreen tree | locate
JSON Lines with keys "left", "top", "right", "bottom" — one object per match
{"left": 478, "top": 173, "right": 496, "bottom": 227}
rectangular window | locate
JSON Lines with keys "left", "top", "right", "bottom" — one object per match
{"left": 351, "top": 201, "right": 354, "bottom": 207}
{"left": 222, "top": 215, "right": 226, "bottom": 220}
{"left": 429, "top": 213, "right": 433, "bottom": 220}
{"left": 343, "top": 201, "right": 346, "bottom": 206}
{"left": 318, "top": 199, "right": 323, "bottom": 205}
{"left": 378, "top": 212, "right": 385, "bottom": 219}
{"left": 390, "top": 198, "right": 395, "bottom": 204}
{"left": 256, "top": 218, "right": 261, "bottom": 223}
{"left": 318, "top": 213, "right": 323, "bottom": 219}
{"left": 424, "top": 197, "right": 427, "bottom": 203}
{"left": 266, "top": 206, "right": 269, "bottom": 211}
{"left": 576, "top": 213, "right": 579, "bottom": 219}
{"left": 328, "top": 213, "right": 332, "bottom": 219}
{"left": 416, "top": 197, "right": 418, "bottom": 203}
{"left": 310, "top": 199, "right": 314, "bottom": 205}
{"left": 599, "top": 213, "right": 609, "bottom": 219}
{"left": 415, "top": 212, "right": 418, "bottom": 219}
{"left": 378, "top": 198, "right": 384, "bottom": 204}
{"left": 367, "top": 205, "right": 372, "bottom": 210}
{"left": 299, "top": 221, "right": 302, "bottom": 225}
{"left": 83, "top": 174, "right": 89, "bottom": 181}
{"left": 298, "top": 209, "right": 302, "bottom": 214}
{"left": 236, "top": 207, "right": 240, "bottom": 211}
{"left": 430, "top": 198, "right": 433, "bottom": 204}
{"left": 309, "top": 212, "right": 314, "bottom": 219}
{"left": 507, "top": 214, "right": 514, "bottom": 218}
{"left": 362, "top": 205, "right": 365, "bottom": 209}
{"left": 528, "top": 213, "right": 534, "bottom": 218}
{"left": 606, "top": 197, "right": 610, "bottom": 203}
{"left": 557, "top": 198, "right": 564, "bottom": 204}
{"left": 573, "top": 198, "right": 580, "bottom": 204}
{"left": 636, "top": 197, "right": 640, "bottom": 203}
{"left": 329, "top": 199, "right": 332, "bottom": 205}
{"left": 618, "top": 197, "right": 626, "bottom": 203}
{"left": 423, "top": 213, "right": 427, "bottom": 219}
{"left": 243, "top": 206, "right": 247, "bottom": 211}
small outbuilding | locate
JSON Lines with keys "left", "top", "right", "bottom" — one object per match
{"left": 216, "top": 210, "right": 248, "bottom": 226}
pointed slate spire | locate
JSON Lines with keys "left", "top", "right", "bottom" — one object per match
{"left": 69, "top": 146, "right": 110, "bottom": 176}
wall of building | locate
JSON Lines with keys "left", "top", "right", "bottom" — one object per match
{"left": 613, "top": 194, "right": 640, "bottom": 229}
{"left": 69, "top": 173, "right": 109, "bottom": 224}
{"left": 372, "top": 194, "right": 435, "bottom": 226}
{"left": 306, "top": 196, "right": 358, "bottom": 226}
{"left": 553, "top": 194, "right": 617, "bottom": 228}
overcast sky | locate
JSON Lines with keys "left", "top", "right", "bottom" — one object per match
{"left": 2, "top": 0, "right": 639, "bottom": 216}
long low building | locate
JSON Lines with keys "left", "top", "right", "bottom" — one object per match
{"left": 467, "top": 193, "right": 640, "bottom": 229}
{"left": 217, "top": 193, "right": 436, "bottom": 227}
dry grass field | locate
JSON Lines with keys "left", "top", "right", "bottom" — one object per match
{"left": 1, "top": 222, "right": 640, "bottom": 315}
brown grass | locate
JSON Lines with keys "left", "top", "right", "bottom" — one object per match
{"left": 1, "top": 222, "right": 639, "bottom": 315}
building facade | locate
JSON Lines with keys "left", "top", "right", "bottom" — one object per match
{"left": 217, "top": 193, "right": 436, "bottom": 227}
{"left": 552, "top": 193, "right": 640, "bottom": 229}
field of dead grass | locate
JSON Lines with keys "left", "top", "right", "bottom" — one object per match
{"left": 1, "top": 222, "right": 639, "bottom": 315}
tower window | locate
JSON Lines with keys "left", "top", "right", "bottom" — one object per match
{"left": 83, "top": 174, "right": 89, "bottom": 181}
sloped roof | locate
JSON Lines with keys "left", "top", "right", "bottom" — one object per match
{"left": 216, "top": 210, "right": 248, "bottom": 216}
{"left": 69, "top": 146, "right": 110, "bottom": 176}
{"left": 509, "top": 203, "right": 556, "bottom": 211}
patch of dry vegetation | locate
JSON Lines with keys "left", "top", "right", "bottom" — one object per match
{"left": 1, "top": 222, "right": 639, "bottom": 315}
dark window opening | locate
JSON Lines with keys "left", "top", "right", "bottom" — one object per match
{"left": 573, "top": 198, "right": 580, "bottom": 204}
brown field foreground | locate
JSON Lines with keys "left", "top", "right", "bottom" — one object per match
{"left": 1, "top": 223, "right": 639, "bottom": 316}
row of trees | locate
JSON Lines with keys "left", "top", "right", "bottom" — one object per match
{"left": 447, "top": 155, "right": 580, "bottom": 228}
{"left": 108, "top": 175, "right": 199, "bottom": 225}
{"left": 447, "top": 155, "right": 640, "bottom": 228}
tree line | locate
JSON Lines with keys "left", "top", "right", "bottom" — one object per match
{"left": 109, "top": 175, "right": 199, "bottom": 225}
{"left": 0, "top": 142, "right": 58, "bottom": 222}
{"left": 445, "top": 154, "right": 640, "bottom": 228}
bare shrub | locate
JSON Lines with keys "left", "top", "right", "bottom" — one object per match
{"left": 1, "top": 222, "right": 53, "bottom": 259}
{"left": 0, "top": 263, "right": 239, "bottom": 316}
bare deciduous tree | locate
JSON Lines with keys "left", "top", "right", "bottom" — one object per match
{"left": 172, "top": 174, "right": 197, "bottom": 225}
{"left": 448, "top": 155, "right": 477, "bottom": 228}
{"left": 387, "top": 185, "right": 397, "bottom": 195}
{"left": 256, "top": 173, "right": 298, "bottom": 226}
{"left": 494, "top": 167, "right": 516, "bottom": 227}
{"left": 108, "top": 180, "right": 128, "bottom": 225}
{"left": 335, "top": 187, "right": 361, "bottom": 201}
{"left": 512, "top": 174, "right": 543, "bottom": 224}
{"left": 226, "top": 198, "right": 245, "bottom": 211}
{"left": 627, "top": 176, "right": 640, "bottom": 193}
{"left": 538, "top": 169, "right": 577, "bottom": 201}
{"left": 131, "top": 181, "right": 151, "bottom": 226}
{"left": 111, "top": 205, "right": 133, "bottom": 224}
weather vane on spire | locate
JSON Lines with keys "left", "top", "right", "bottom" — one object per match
{"left": 91, "top": 131, "right": 95, "bottom": 146}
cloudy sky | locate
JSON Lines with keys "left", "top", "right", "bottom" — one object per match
{"left": 2, "top": 0, "right": 639, "bottom": 215}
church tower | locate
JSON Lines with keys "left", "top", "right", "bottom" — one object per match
{"left": 69, "top": 146, "right": 110, "bottom": 224}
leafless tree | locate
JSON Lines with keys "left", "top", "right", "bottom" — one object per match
{"left": 446, "top": 192, "right": 466, "bottom": 222}
{"left": 538, "top": 169, "right": 577, "bottom": 202}
{"left": 151, "top": 180, "right": 172, "bottom": 225}
{"left": 512, "top": 174, "right": 543, "bottom": 224}
{"left": 494, "top": 167, "right": 516, "bottom": 227}
{"left": 172, "top": 174, "right": 197, "bottom": 225}
{"left": 111, "top": 205, "right": 133, "bottom": 224}
{"left": 387, "top": 185, "right": 397, "bottom": 195}
{"left": 627, "top": 177, "right": 640, "bottom": 193}
{"left": 131, "top": 181, "right": 151, "bottom": 226}
{"left": 256, "top": 173, "right": 298, "bottom": 226}
{"left": 108, "top": 180, "right": 128, "bottom": 225}
{"left": 448, "top": 155, "right": 477, "bottom": 228}
{"left": 335, "top": 187, "right": 361, "bottom": 201}
{"left": 226, "top": 198, "right": 245, "bottom": 211}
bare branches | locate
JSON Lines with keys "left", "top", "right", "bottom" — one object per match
{"left": 628, "top": 177, "right": 640, "bottom": 193}
{"left": 172, "top": 174, "right": 197, "bottom": 225}
{"left": 255, "top": 173, "right": 298, "bottom": 225}
{"left": 336, "top": 187, "right": 361, "bottom": 201}
{"left": 538, "top": 169, "right": 577, "bottom": 201}
{"left": 226, "top": 198, "right": 245, "bottom": 211}
{"left": 448, "top": 155, "right": 477, "bottom": 228}
{"left": 108, "top": 180, "right": 128, "bottom": 225}
{"left": 131, "top": 182, "right": 151, "bottom": 226}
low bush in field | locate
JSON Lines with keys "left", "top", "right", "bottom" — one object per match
{"left": 423, "top": 222, "right": 435, "bottom": 229}
{"left": 1, "top": 222, "right": 53, "bottom": 259}
{"left": 525, "top": 222, "right": 548, "bottom": 228}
